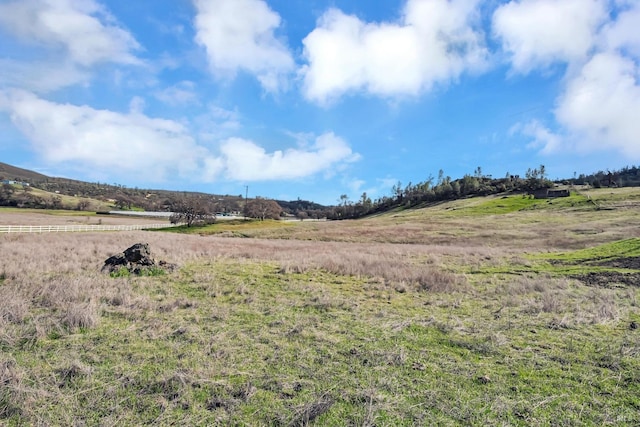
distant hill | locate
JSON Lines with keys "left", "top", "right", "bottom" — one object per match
{"left": 0, "top": 161, "right": 48, "bottom": 181}
{"left": 0, "top": 162, "right": 329, "bottom": 215}
{"left": 276, "top": 199, "right": 328, "bottom": 213}
{"left": 0, "top": 162, "right": 247, "bottom": 212}
{"left": 4, "top": 160, "right": 639, "bottom": 219}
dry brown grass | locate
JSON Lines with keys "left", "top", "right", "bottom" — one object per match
{"left": 0, "top": 227, "right": 626, "bottom": 381}
{"left": 63, "top": 300, "right": 99, "bottom": 331}
{"left": 0, "top": 230, "right": 475, "bottom": 353}
{"left": 0, "top": 356, "right": 25, "bottom": 418}
{"left": 275, "top": 242, "right": 469, "bottom": 292}
{"left": 0, "top": 288, "right": 28, "bottom": 324}
{"left": 1, "top": 197, "right": 640, "bottom": 424}
{"left": 0, "top": 209, "right": 165, "bottom": 226}
{"left": 229, "top": 200, "right": 640, "bottom": 253}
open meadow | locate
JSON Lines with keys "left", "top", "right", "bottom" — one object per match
{"left": 0, "top": 208, "right": 168, "bottom": 226}
{"left": 1, "top": 188, "right": 640, "bottom": 425}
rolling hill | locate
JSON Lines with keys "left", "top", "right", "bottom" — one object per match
{"left": 0, "top": 161, "right": 48, "bottom": 182}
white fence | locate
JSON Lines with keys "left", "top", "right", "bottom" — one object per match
{"left": 0, "top": 223, "right": 177, "bottom": 233}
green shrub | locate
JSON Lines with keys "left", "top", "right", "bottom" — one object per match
{"left": 109, "top": 267, "right": 130, "bottom": 278}
{"left": 138, "top": 267, "right": 166, "bottom": 277}
{"left": 109, "top": 266, "right": 166, "bottom": 278}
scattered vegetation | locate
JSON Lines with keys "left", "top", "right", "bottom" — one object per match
{"left": 160, "top": 219, "right": 293, "bottom": 236}
{"left": 107, "top": 266, "right": 167, "bottom": 278}
{"left": 327, "top": 165, "right": 555, "bottom": 219}
{"left": 0, "top": 161, "right": 246, "bottom": 213}
{"left": 245, "top": 197, "right": 283, "bottom": 220}
{"left": 1, "top": 187, "right": 640, "bottom": 424}
{"left": 169, "top": 196, "right": 217, "bottom": 227}
{"left": 5, "top": 161, "right": 640, "bottom": 222}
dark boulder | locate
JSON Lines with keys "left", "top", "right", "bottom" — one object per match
{"left": 102, "top": 243, "right": 175, "bottom": 275}
{"left": 123, "top": 243, "right": 154, "bottom": 265}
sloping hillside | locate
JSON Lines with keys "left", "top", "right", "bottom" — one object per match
{"left": 0, "top": 161, "right": 48, "bottom": 181}
{"left": 204, "top": 188, "right": 640, "bottom": 251}
{"left": 0, "top": 162, "right": 246, "bottom": 213}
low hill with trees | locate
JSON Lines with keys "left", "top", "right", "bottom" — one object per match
{"left": 0, "top": 162, "right": 248, "bottom": 214}
{"left": 3, "top": 161, "right": 639, "bottom": 220}
{"left": 0, "top": 161, "right": 48, "bottom": 182}
{"left": 325, "top": 165, "right": 640, "bottom": 220}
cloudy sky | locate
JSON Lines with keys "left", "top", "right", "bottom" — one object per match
{"left": 0, "top": 0, "right": 638, "bottom": 204}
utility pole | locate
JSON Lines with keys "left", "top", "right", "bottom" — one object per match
{"left": 244, "top": 185, "right": 248, "bottom": 220}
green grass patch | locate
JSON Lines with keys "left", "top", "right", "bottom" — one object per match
{"left": 535, "top": 238, "right": 640, "bottom": 264}
{"left": 462, "top": 239, "right": 640, "bottom": 290}
{"left": 109, "top": 266, "right": 166, "bottom": 278}
{"left": 4, "top": 259, "right": 640, "bottom": 425}
{"left": 444, "top": 193, "right": 591, "bottom": 216}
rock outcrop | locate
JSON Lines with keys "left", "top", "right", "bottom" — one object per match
{"left": 102, "top": 243, "right": 175, "bottom": 275}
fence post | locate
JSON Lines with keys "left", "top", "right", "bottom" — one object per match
{"left": 1, "top": 222, "right": 176, "bottom": 233}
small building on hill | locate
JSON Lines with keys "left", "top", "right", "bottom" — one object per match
{"left": 533, "top": 189, "right": 570, "bottom": 199}
{"left": 1, "top": 180, "right": 29, "bottom": 186}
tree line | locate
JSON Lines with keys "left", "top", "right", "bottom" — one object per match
{"left": 566, "top": 166, "right": 640, "bottom": 188}
{"left": 3, "top": 164, "right": 640, "bottom": 221}
{"left": 170, "top": 195, "right": 283, "bottom": 227}
{"left": 322, "top": 164, "right": 640, "bottom": 220}
{"left": 326, "top": 166, "right": 554, "bottom": 220}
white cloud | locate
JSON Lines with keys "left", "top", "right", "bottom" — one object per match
{"left": 300, "top": 0, "right": 488, "bottom": 104}
{"left": 555, "top": 52, "right": 640, "bottom": 159}
{"left": 0, "top": 90, "right": 359, "bottom": 182}
{"left": 348, "top": 176, "right": 401, "bottom": 200}
{"left": 208, "top": 105, "right": 240, "bottom": 124}
{"left": 0, "top": 89, "right": 204, "bottom": 180}
{"left": 511, "top": 119, "right": 563, "bottom": 154}
{"left": 492, "top": 0, "right": 607, "bottom": 73}
{"left": 0, "top": 0, "right": 140, "bottom": 67}
{"left": 154, "top": 81, "right": 199, "bottom": 106}
{"left": 193, "top": 105, "right": 241, "bottom": 143}
{"left": 129, "top": 96, "right": 146, "bottom": 114}
{"left": 219, "top": 132, "right": 360, "bottom": 181}
{"left": 500, "top": 1, "right": 640, "bottom": 161}
{"left": 348, "top": 179, "right": 366, "bottom": 194}
{"left": 193, "top": 0, "right": 294, "bottom": 92}
{"left": 0, "top": 59, "right": 90, "bottom": 93}
{"left": 600, "top": 2, "right": 640, "bottom": 57}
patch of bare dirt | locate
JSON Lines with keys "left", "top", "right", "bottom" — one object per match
{"left": 571, "top": 271, "right": 640, "bottom": 287}
{"left": 595, "top": 257, "right": 640, "bottom": 270}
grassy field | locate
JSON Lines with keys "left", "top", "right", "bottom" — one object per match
{"left": 1, "top": 188, "right": 640, "bottom": 425}
{"left": 0, "top": 208, "right": 167, "bottom": 226}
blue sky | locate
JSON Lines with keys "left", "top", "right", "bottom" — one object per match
{"left": 0, "top": 0, "right": 638, "bottom": 205}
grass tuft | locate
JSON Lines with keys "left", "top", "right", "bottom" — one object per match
{"left": 63, "top": 300, "right": 99, "bottom": 331}
{"left": 0, "top": 357, "right": 24, "bottom": 419}
{"left": 55, "top": 360, "right": 92, "bottom": 388}
{"left": 285, "top": 396, "right": 335, "bottom": 426}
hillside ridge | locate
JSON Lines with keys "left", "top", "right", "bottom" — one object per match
{"left": 0, "top": 161, "right": 49, "bottom": 181}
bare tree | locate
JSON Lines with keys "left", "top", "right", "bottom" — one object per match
{"left": 76, "top": 199, "right": 91, "bottom": 211}
{"left": 114, "top": 195, "right": 134, "bottom": 210}
{"left": 49, "top": 195, "right": 63, "bottom": 209}
{"left": 245, "top": 198, "right": 282, "bottom": 220}
{"left": 170, "top": 196, "right": 216, "bottom": 227}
